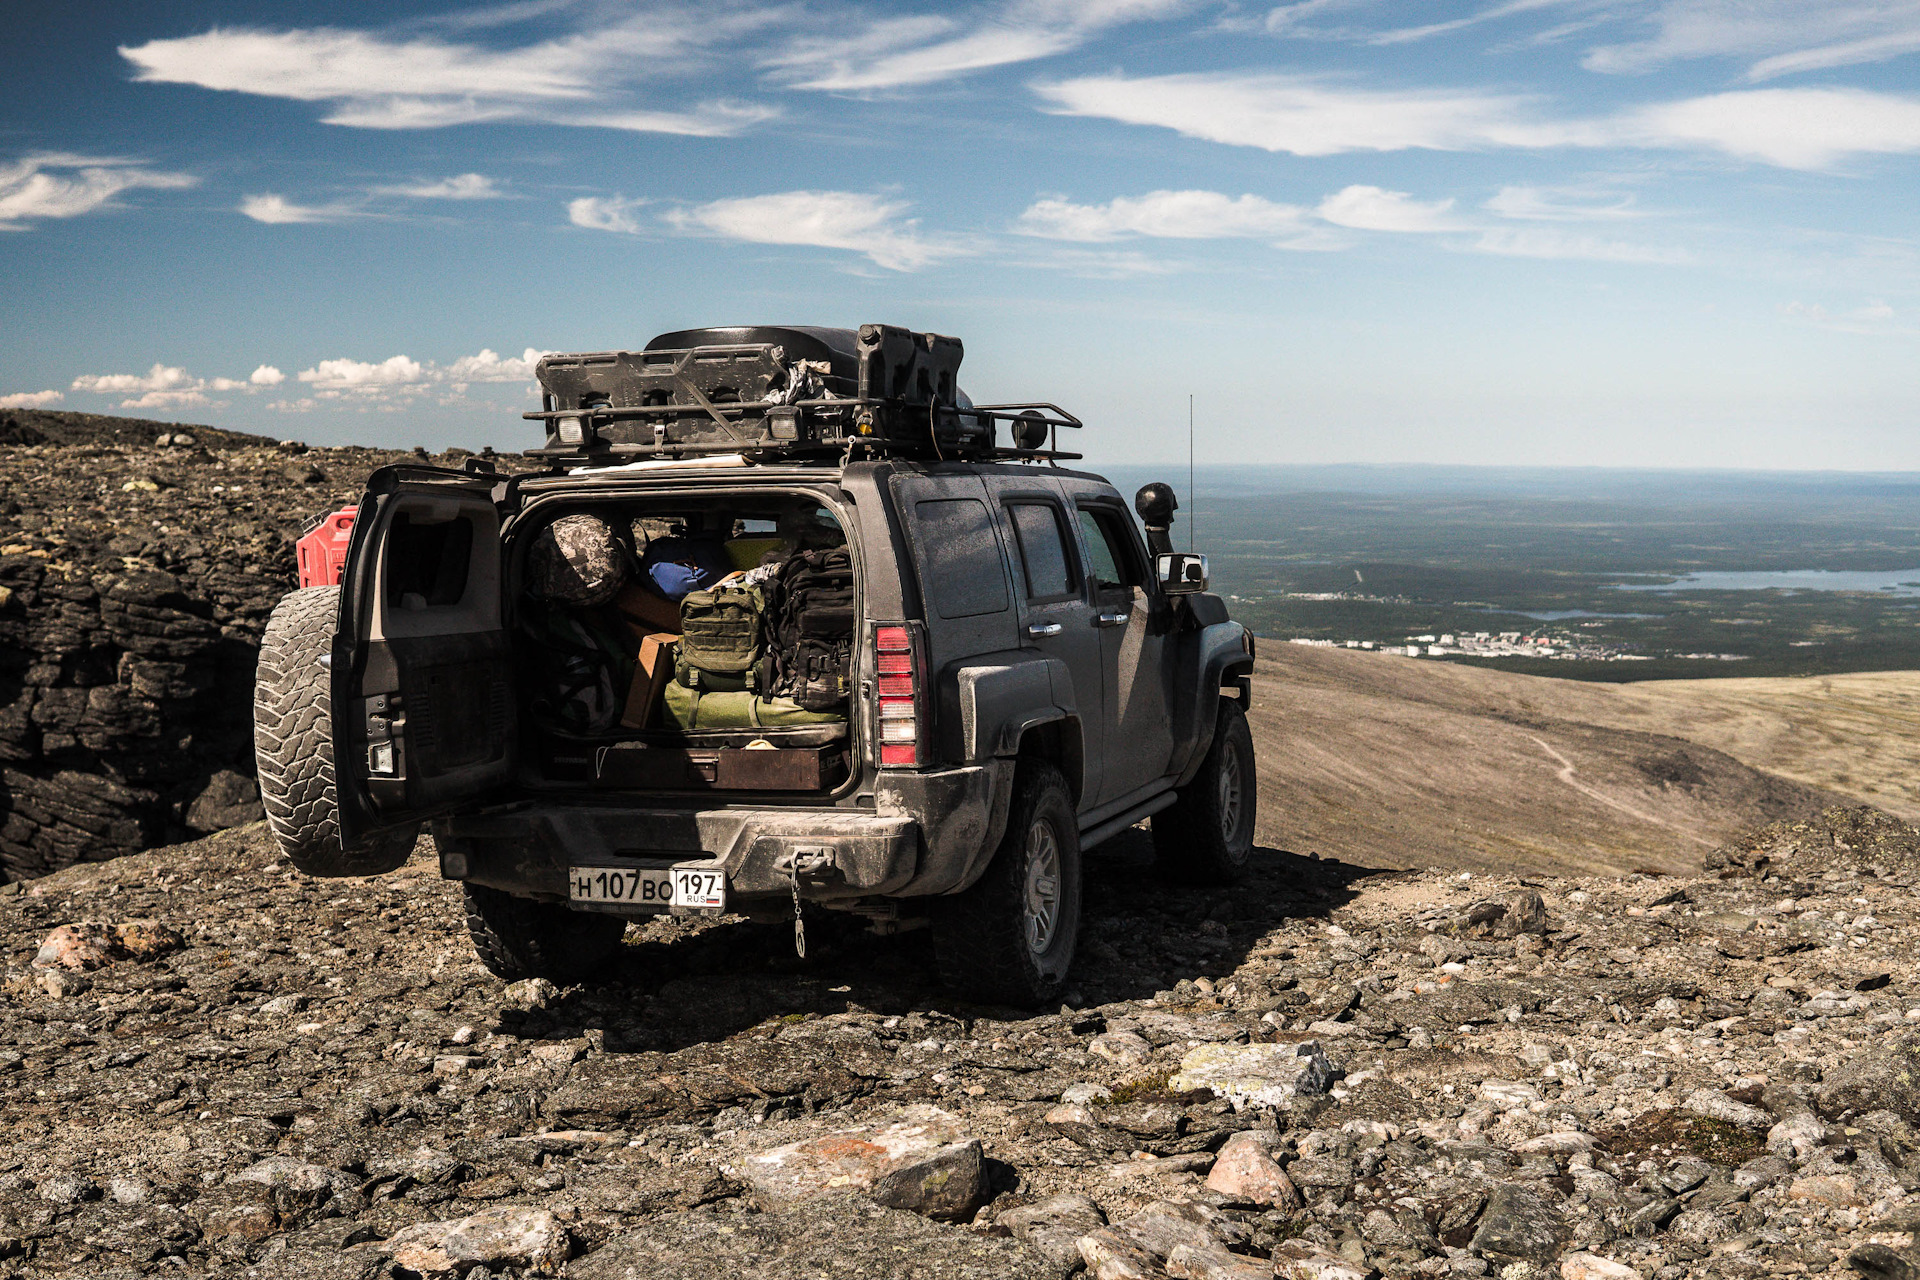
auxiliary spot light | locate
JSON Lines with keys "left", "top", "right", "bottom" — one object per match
{"left": 556, "top": 415, "right": 585, "bottom": 445}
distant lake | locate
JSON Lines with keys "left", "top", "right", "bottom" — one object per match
{"left": 1616, "top": 569, "right": 1920, "bottom": 595}
{"left": 1464, "top": 606, "right": 1660, "bottom": 620}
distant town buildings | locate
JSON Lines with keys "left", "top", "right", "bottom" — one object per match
{"left": 1286, "top": 628, "right": 1745, "bottom": 663}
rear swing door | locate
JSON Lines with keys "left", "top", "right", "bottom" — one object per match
{"left": 333, "top": 466, "right": 515, "bottom": 840}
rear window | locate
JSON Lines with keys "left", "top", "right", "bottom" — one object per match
{"left": 1008, "top": 502, "right": 1077, "bottom": 601}
{"left": 914, "top": 498, "right": 1009, "bottom": 618}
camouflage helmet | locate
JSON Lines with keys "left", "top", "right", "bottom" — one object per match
{"left": 528, "top": 513, "right": 627, "bottom": 606}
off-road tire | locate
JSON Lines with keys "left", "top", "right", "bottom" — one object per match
{"left": 463, "top": 883, "right": 628, "bottom": 983}
{"left": 254, "top": 586, "right": 416, "bottom": 877}
{"left": 1152, "top": 699, "right": 1256, "bottom": 885}
{"left": 931, "top": 762, "right": 1081, "bottom": 1007}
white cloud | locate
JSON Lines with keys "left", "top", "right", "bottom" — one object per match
{"left": 1582, "top": 0, "right": 1920, "bottom": 79}
{"left": 1470, "top": 227, "right": 1693, "bottom": 265}
{"left": 208, "top": 377, "right": 249, "bottom": 391}
{"left": 770, "top": 0, "right": 1189, "bottom": 92}
{"left": 267, "top": 398, "right": 319, "bottom": 413}
{"left": 0, "top": 390, "right": 62, "bottom": 408}
{"left": 1780, "top": 297, "right": 1914, "bottom": 335}
{"left": 1016, "top": 190, "right": 1311, "bottom": 241}
{"left": 1037, "top": 72, "right": 1920, "bottom": 170}
{"left": 119, "top": 389, "right": 211, "bottom": 410}
{"left": 1484, "top": 184, "right": 1640, "bottom": 220}
{"left": 298, "top": 355, "right": 428, "bottom": 391}
{"left": 72, "top": 363, "right": 199, "bottom": 395}
{"left": 1036, "top": 73, "right": 1570, "bottom": 156}
{"left": 1317, "top": 184, "right": 1460, "bottom": 231}
{"left": 568, "top": 195, "right": 647, "bottom": 234}
{"left": 665, "top": 190, "right": 956, "bottom": 271}
{"left": 373, "top": 173, "right": 502, "bottom": 200}
{"left": 250, "top": 365, "right": 285, "bottom": 386}
{"left": 0, "top": 153, "right": 196, "bottom": 231}
{"left": 445, "top": 347, "right": 549, "bottom": 382}
{"left": 119, "top": 19, "right": 778, "bottom": 136}
{"left": 1619, "top": 88, "right": 1920, "bottom": 170}
{"left": 240, "top": 193, "right": 361, "bottom": 224}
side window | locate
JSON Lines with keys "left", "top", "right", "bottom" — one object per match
{"left": 1077, "top": 507, "right": 1143, "bottom": 591}
{"left": 913, "top": 498, "right": 1009, "bottom": 618}
{"left": 1008, "top": 502, "right": 1078, "bottom": 601}
{"left": 386, "top": 513, "right": 474, "bottom": 610}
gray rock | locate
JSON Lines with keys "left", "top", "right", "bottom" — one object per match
{"left": 1468, "top": 1183, "right": 1570, "bottom": 1264}
{"left": 732, "top": 1106, "right": 986, "bottom": 1222}
{"left": 1684, "top": 1088, "right": 1772, "bottom": 1130}
{"left": 1658, "top": 1159, "right": 1712, "bottom": 1194}
{"left": 1820, "top": 1034, "right": 1920, "bottom": 1123}
{"left": 385, "top": 1206, "right": 570, "bottom": 1276}
{"left": 35, "top": 1174, "right": 99, "bottom": 1206}
{"left": 1168, "top": 1040, "right": 1337, "bottom": 1109}
{"left": 998, "top": 1193, "right": 1106, "bottom": 1269}
{"left": 564, "top": 1194, "right": 1058, "bottom": 1280}
{"left": 1166, "top": 1242, "right": 1272, "bottom": 1280}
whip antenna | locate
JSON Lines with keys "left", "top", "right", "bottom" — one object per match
{"left": 1188, "top": 394, "right": 1195, "bottom": 551}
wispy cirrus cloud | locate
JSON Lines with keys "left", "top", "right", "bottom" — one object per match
{"left": 1017, "top": 181, "right": 1690, "bottom": 264}
{"left": 568, "top": 195, "right": 647, "bottom": 234}
{"left": 1016, "top": 189, "right": 1313, "bottom": 241}
{"left": 1037, "top": 73, "right": 1576, "bottom": 155}
{"left": 1316, "top": 184, "right": 1460, "bottom": 231}
{"left": 0, "top": 153, "right": 196, "bottom": 231}
{"left": 1036, "top": 71, "right": 1920, "bottom": 169}
{"left": 768, "top": 0, "right": 1192, "bottom": 92}
{"left": 371, "top": 173, "right": 503, "bottom": 200}
{"left": 658, "top": 190, "right": 961, "bottom": 271}
{"left": 1484, "top": 183, "right": 1643, "bottom": 220}
{"left": 119, "top": 13, "right": 780, "bottom": 136}
{"left": 1583, "top": 0, "right": 1920, "bottom": 79}
{"left": 239, "top": 193, "right": 364, "bottom": 224}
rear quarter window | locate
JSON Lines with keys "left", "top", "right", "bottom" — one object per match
{"left": 386, "top": 512, "right": 474, "bottom": 609}
{"left": 913, "top": 498, "right": 1010, "bottom": 618}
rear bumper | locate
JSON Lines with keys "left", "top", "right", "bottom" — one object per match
{"left": 431, "top": 759, "right": 1011, "bottom": 906}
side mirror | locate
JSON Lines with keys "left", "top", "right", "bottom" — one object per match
{"left": 1156, "top": 552, "right": 1209, "bottom": 595}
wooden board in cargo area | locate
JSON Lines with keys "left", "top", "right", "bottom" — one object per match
{"left": 540, "top": 740, "right": 842, "bottom": 791}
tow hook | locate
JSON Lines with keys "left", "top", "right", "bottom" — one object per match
{"left": 775, "top": 847, "right": 835, "bottom": 958}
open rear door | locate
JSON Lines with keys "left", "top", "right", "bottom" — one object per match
{"left": 333, "top": 465, "right": 514, "bottom": 842}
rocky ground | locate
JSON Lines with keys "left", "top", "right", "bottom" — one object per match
{"left": 3, "top": 807, "right": 1920, "bottom": 1279}
{"left": 0, "top": 408, "right": 506, "bottom": 881}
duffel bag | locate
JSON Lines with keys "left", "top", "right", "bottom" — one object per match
{"left": 661, "top": 682, "right": 845, "bottom": 730}
{"left": 675, "top": 582, "right": 766, "bottom": 692}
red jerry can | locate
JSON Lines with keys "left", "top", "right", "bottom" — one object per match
{"left": 296, "top": 507, "right": 357, "bottom": 589}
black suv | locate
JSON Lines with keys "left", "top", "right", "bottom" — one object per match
{"left": 253, "top": 325, "right": 1256, "bottom": 1006}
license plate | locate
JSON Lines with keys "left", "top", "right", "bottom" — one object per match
{"left": 568, "top": 866, "right": 726, "bottom": 911}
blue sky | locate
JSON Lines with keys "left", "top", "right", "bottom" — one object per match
{"left": 2, "top": 0, "right": 1917, "bottom": 467}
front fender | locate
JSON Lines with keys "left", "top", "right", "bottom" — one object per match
{"left": 1167, "top": 620, "right": 1254, "bottom": 786}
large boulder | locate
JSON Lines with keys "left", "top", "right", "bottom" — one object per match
{"left": 1819, "top": 1034, "right": 1920, "bottom": 1123}
{"left": 1168, "top": 1040, "right": 1337, "bottom": 1109}
{"left": 728, "top": 1105, "right": 986, "bottom": 1222}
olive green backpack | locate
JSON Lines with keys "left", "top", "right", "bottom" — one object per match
{"left": 674, "top": 583, "right": 768, "bottom": 693}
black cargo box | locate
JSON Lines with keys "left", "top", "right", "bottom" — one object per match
{"left": 528, "top": 323, "right": 987, "bottom": 461}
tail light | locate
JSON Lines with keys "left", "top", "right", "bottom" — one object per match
{"left": 873, "top": 622, "right": 926, "bottom": 768}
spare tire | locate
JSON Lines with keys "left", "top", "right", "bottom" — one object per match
{"left": 253, "top": 585, "right": 416, "bottom": 876}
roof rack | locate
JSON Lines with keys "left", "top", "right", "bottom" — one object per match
{"left": 522, "top": 325, "right": 1082, "bottom": 466}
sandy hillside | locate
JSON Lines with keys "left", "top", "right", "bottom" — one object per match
{"left": 1245, "top": 646, "right": 1854, "bottom": 876}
